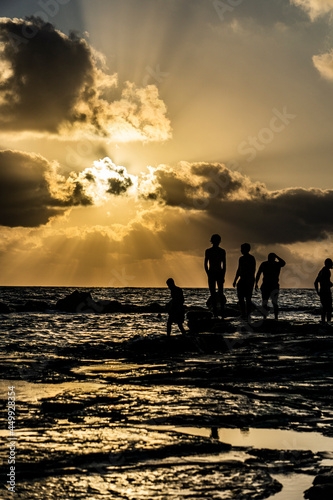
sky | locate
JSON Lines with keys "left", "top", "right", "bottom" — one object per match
{"left": 0, "top": 0, "right": 333, "bottom": 287}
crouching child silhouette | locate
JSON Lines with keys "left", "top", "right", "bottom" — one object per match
{"left": 166, "top": 278, "right": 186, "bottom": 336}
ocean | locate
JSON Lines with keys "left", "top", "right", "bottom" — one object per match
{"left": 0, "top": 287, "right": 318, "bottom": 355}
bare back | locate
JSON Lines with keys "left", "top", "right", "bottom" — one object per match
{"left": 205, "top": 246, "right": 226, "bottom": 273}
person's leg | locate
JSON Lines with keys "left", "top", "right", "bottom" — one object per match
{"left": 208, "top": 274, "right": 216, "bottom": 296}
{"left": 271, "top": 289, "right": 279, "bottom": 320}
{"left": 320, "top": 299, "right": 326, "bottom": 323}
{"left": 239, "top": 295, "right": 246, "bottom": 318}
{"left": 246, "top": 281, "right": 254, "bottom": 320}
{"left": 245, "top": 291, "right": 253, "bottom": 320}
{"left": 177, "top": 322, "right": 186, "bottom": 334}
{"left": 217, "top": 275, "right": 225, "bottom": 318}
{"left": 319, "top": 294, "right": 325, "bottom": 323}
{"left": 208, "top": 274, "right": 218, "bottom": 316}
{"left": 237, "top": 283, "right": 246, "bottom": 317}
{"left": 167, "top": 317, "right": 172, "bottom": 336}
{"left": 328, "top": 293, "right": 332, "bottom": 322}
{"left": 261, "top": 288, "right": 269, "bottom": 318}
{"left": 321, "top": 293, "right": 332, "bottom": 322}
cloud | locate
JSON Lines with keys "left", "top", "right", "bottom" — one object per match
{"left": 208, "top": 187, "right": 333, "bottom": 245}
{"left": 138, "top": 161, "right": 267, "bottom": 206}
{"left": 291, "top": 0, "right": 333, "bottom": 19}
{"left": 136, "top": 161, "right": 333, "bottom": 246}
{"left": 0, "top": 152, "right": 142, "bottom": 227}
{"left": 0, "top": 17, "right": 171, "bottom": 141}
{"left": 0, "top": 149, "right": 93, "bottom": 227}
{"left": 3, "top": 152, "right": 333, "bottom": 249}
{"left": 313, "top": 50, "right": 333, "bottom": 80}
{"left": 59, "top": 158, "right": 333, "bottom": 248}
{"left": 68, "top": 157, "right": 136, "bottom": 204}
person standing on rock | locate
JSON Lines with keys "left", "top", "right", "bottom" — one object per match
{"left": 314, "top": 258, "right": 333, "bottom": 323}
{"left": 166, "top": 278, "right": 186, "bottom": 336}
{"left": 233, "top": 243, "right": 256, "bottom": 321}
{"left": 204, "top": 234, "right": 226, "bottom": 317}
{"left": 255, "top": 253, "right": 286, "bottom": 320}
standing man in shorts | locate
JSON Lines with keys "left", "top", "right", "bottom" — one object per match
{"left": 233, "top": 243, "right": 256, "bottom": 321}
{"left": 314, "top": 258, "right": 333, "bottom": 323}
{"left": 255, "top": 253, "right": 286, "bottom": 320}
{"left": 204, "top": 234, "right": 226, "bottom": 317}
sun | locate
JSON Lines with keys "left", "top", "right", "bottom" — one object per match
{"left": 73, "top": 157, "right": 138, "bottom": 205}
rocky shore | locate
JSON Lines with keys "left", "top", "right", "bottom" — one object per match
{"left": 1, "top": 290, "right": 332, "bottom": 498}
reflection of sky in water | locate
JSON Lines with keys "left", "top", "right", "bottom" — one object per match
{"left": 172, "top": 426, "right": 333, "bottom": 452}
{"left": 271, "top": 474, "right": 314, "bottom": 500}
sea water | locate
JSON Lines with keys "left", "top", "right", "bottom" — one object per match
{"left": 0, "top": 287, "right": 318, "bottom": 355}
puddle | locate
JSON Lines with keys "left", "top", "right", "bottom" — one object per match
{"left": 72, "top": 361, "right": 167, "bottom": 376}
{"left": 278, "top": 356, "right": 304, "bottom": 360}
{"left": 172, "top": 426, "right": 333, "bottom": 452}
{"left": 0, "top": 379, "right": 103, "bottom": 403}
{"left": 270, "top": 473, "right": 314, "bottom": 499}
{"left": 145, "top": 425, "right": 325, "bottom": 499}
{"left": 156, "top": 426, "right": 328, "bottom": 500}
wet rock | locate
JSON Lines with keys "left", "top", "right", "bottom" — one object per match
{"left": 224, "top": 304, "right": 240, "bottom": 317}
{"left": 55, "top": 290, "right": 103, "bottom": 313}
{"left": 146, "top": 302, "right": 164, "bottom": 313}
{"left": 313, "top": 471, "right": 333, "bottom": 485}
{"left": 0, "top": 301, "right": 10, "bottom": 313}
{"left": 99, "top": 299, "right": 123, "bottom": 312}
{"left": 16, "top": 300, "right": 51, "bottom": 312}
{"left": 187, "top": 310, "right": 238, "bottom": 333}
{"left": 41, "top": 401, "right": 85, "bottom": 415}
{"left": 304, "top": 483, "right": 333, "bottom": 499}
{"left": 187, "top": 310, "right": 213, "bottom": 332}
{"left": 304, "top": 471, "right": 333, "bottom": 499}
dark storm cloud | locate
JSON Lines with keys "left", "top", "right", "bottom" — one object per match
{"left": 0, "top": 17, "right": 95, "bottom": 133}
{"left": 0, "top": 150, "right": 92, "bottom": 227}
{"left": 0, "top": 17, "right": 171, "bottom": 140}
{"left": 206, "top": 188, "right": 333, "bottom": 245}
{"left": 140, "top": 162, "right": 266, "bottom": 205}
{"left": 142, "top": 162, "right": 333, "bottom": 245}
{"left": 107, "top": 176, "right": 133, "bottom": 196}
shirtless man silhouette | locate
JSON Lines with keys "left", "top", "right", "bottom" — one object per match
{"left": 255, "top": 253, "right": 286, "bottom": 320}
{"left": 233, "top": 243, "right": 256, "bottom": 321}
{"left": 204, "top": 234, "right": 226, "bottom": 317}
{"left": 314, "top": 258, "right": 333, "bottom": 323}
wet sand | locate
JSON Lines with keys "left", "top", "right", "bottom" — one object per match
{"left": 1, "top": 317, "right": 333, "bottom": 499}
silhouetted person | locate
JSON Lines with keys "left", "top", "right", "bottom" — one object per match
{"left": 314, "top": 258, "right": 333, "bottom": 323}
{"left": 204, "top": 234, "right": 226, "bottom": 317}
{"left": 166, "top": 278, "right": 186, "bottom": 336}
{"left": 255, "top": 253, "right": 286, "bottom": 320}
{"left": 233, "top": 243, "right": 256, "bottom": 320}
